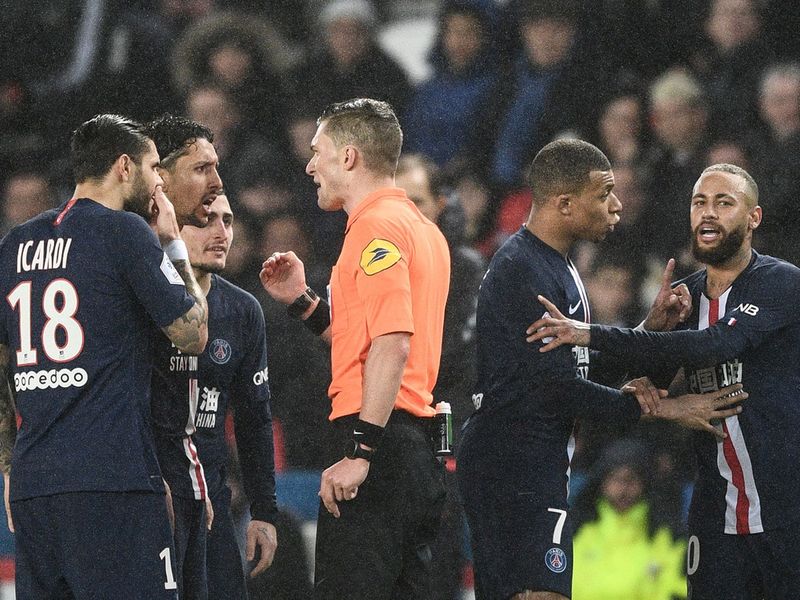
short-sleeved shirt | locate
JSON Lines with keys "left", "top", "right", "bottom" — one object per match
{"left": 327, "top": 187, "right": 450, "bottom": 419}
{"left": 0, "top": 198, "right": 195, "bottom": 500}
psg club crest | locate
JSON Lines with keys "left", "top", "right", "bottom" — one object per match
{"left": 544, "top": 547, "right": 567, "bottom": 573}
{"left": 209, "top": 339, "right": 232, "bottom": 365}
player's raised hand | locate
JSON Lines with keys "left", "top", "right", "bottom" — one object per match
{"left": 150, "top": 186, "right": 182, "bottom": 246}
{"left": 622, "top": 377, "right": 667, "bottom": 415}
{"left": 3, "top": 472, "right": 13, "bottom": 533}
{"left": 525, "top": 295, "right": 591, "bottom": 350}
{"left": 642, "top": 259, "right": 692, "bottom": 331}
{"left": 259, "top": 251, "right": 308, "bottom": 305}
{"left": 657, "top": 383, "right": 747, "bottom": 439}
{"left": 246, "top": 520, "right": 277, "bottom": 578}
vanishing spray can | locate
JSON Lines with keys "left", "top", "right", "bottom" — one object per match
{"left": 434, "top": 401, "right": 453, "bottom": 456}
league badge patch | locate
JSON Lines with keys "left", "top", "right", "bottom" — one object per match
{"left": 544, "top": 547, "right": 567, "bottom": 573}
{"left": 209, "top": 338, "right": 232, "bottom": 365}
{"left": 359, "top": 238, "right": 402, "bottom": 275}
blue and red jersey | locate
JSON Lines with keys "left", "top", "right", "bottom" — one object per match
{"left": 0, "top": 198, "right": 194, "bottom": 500}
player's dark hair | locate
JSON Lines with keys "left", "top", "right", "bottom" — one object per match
{"left": 70, "top": 114, "right": 151, "bottom": 183}
{"left": 527, "top": 139, "right": 611, "bottom": 204}
{"left": 396, "top": 153, "right": 445, "bottom": 198}
{"left": 318, "top": 98, "right": 402, "bottom": 177}
{"left": 144, "top": 114, "right": 214, "bottom": 170}
{"left": 701, "top": 163, "right": 759, "bottom": 206}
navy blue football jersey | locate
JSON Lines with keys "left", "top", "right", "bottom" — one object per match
{"left": 150, "top": 330, "right": 208, "bottom": 501}
{"left": 0, "top": 198, "right": 195, "bottom": 500}
{"left": 190, "top": 275, "right": 277, "bottom": 523}
{"left": 459, "top": 228, "right": 640, "bottom": 507}
{"left": 590, "top": 252, "right": 800, "bottom": 534}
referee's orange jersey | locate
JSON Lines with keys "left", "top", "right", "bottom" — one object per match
{"left": 327, "top": 187, "right": 450, "bottom": 420}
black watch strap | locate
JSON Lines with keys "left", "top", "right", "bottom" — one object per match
{"left": 344, "top": 439, "right": 375, "bottom": 462}
{"left": 287, "top": 287, "right": 318, "bottom": 319}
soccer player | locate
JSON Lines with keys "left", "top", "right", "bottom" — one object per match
{"left": 145, "top": 114, "right": 224, "bottom": 599}
{"left": 178, "top": 194, "right": 278, "bottom": 598}
{"left": 144, "top": 114, "right": 223, "bottom": 227}
{"left": 528, "top": 163, "right": 800, "bottom": 600}
{"left": 0, "top": 114, "right": 208, "bottom": 599}
{"left": 458, "top": 140, "right": 746, "bottom": 600}
{"left": 259, "top": 98, "right": 450, "bottom": 599}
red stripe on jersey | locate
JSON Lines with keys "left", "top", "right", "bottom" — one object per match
{"left": 709, "top": 297, "right": 751, "bottom": 533}
{"left": 53, "top": 198, "right": 79, "bottom": 226}
{"left": 186, "top": 437, "right": 207, "bottom": 500}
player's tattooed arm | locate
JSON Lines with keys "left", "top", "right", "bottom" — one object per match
{"left": 0, "top": 345, "right": 17, "bottom": 475}
{"left": 162, "top": 259, "right": 209, "bottom": 354}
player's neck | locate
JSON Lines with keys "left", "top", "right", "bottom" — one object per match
{"left": 704, "top": 244, "right": 752, "bottom": 299}
{"left": 72, "top": 181, "right": 124, "bottom": 211}
{"left": 342, "top": 173, "right": 396, "bottom": 214}
{"left": 193, "top": 269, "right": 212, "bottom": 296}
{"left": 525, "top": 219, "right": 572, "bottom": 257}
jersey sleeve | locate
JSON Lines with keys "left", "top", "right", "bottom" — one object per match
{"left": 590, "top": 266, "right": 800, "bottom": 372}
{"left": 231, "top": 298, "right": 277, "bottom": 524}
{"left": 485, "top": 254, "right": 641, "bottom": 424}
{"left": 352, "top": 217, "right": 414, "bottom": 339}
{"left": 110, "top": 213, "right": 195, "bottom": 328}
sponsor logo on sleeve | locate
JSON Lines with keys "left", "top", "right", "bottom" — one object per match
{"left": 160, "top": 253, "right": 185, "bottom": 285}
{"left": 208, "top": 339, "right": 232, "bottom": 364}
{"left": 252, "top": 366, "right": 269, "bottom": 386}
{"left": 359, "top": 239, "right": 402, "bottom": 276}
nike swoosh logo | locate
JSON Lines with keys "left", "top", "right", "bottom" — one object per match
{"left": 569, "top": 301, "right": 581, "bottom": 315}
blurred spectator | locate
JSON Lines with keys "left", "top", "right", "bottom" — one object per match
{"left": 286, "top": 0, "right": 412, "bottom": 114}
{"left": 1, "top": 171, "right": 56, "bottom": 235}
{"left": 572, "top": 439, "right": 687, "bottom": 600}
{"left": 691, "top": 0, "right": 774, "bottom": 137}
{"left": 583, "top": 255, "right": 642, "bottom": 328}
{"left": 402, "top": 0, "right": 505, "bottom": 173}
{"left": 156, "top": 0, "right": 217, "bottom": 35}
{"left": 184, "top": 83, "right": 287, "bottom": 199}
{"left": 172, "top": 11, "right": 296, "bottom": 142}
{"left": 445, "top": 160, "right": 498, "bottom": 256}
{"left": 490, "top": 0, "right": 608, "bottom": 189}
{"left": 258, "top": 212, "right": 334, "bottom": 470}
{"left": 596, "top": 84, "right": 648, "bottom": 166}
{"left": 639, "top": 69, "right": 710, "bottom": 264}
{"left": 748, "top": 63, "right": 800, "bottom": 265}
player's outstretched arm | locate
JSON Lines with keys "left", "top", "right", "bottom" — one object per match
{"left": 525, "top": 295, "right": 590, "bottom": 350}
{"left": 152, "top": 188, "right": 209, "bottom": 353}
{"left": 0, "top": 345, "right": 16, "bottom": 533}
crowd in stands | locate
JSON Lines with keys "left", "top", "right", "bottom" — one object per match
{"left": 2, "top": 0, "right": 799, "bottom": 596}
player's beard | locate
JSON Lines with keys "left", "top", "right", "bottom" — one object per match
{"left": 691, "top": 222, "right": 747, "bottom": 266}
{"left": 122, "top": 172, "right": 152, "bottom": 220}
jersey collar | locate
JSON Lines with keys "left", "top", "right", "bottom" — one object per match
{"left": 345, "top": 187, "right": 409, "bottom": 233}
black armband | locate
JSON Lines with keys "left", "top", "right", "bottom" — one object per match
{"left": 353, "top": 419, "right": 385, "bottom": 449}
{"left": 303, "top": 298, "right": 331, "bottom": 336}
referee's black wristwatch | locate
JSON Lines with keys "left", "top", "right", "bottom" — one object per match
{"left": 344, "top": 439, "right": 375, "bottom": 462}
{"left": 287, "top": 287, "right": 318, "bottom": 319}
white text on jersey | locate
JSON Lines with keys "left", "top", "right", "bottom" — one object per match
{"left": 16, "top": 238, "right": 73, "bottom": 273}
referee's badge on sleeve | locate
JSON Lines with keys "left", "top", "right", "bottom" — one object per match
{"left": 359, "top": 239, "right": 402, "bottom": 275}
{"left": 160, "top": 253, "right": 185, "bottom": 285}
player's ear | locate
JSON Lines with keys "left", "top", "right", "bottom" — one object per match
{"left": 556, "top": 194, "right": 572, "bottom": 215}
{"left": 342, "top": 145, "right": 358, "bottom": 171}
{"left": 115, "top": 154, "right": 133, "bottom": 182}
{"left": 749, "top": 205, "right": 762, "bottom": 230}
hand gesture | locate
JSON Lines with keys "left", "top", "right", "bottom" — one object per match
{"left": 658, "top": 384, "right": 747, "bottom": 439}
{"left": 259, "top": 251, "right": 308, "bottom": 305}
{"left": 150, "top": 186, "right": 182, "bottom": 246}
{"left": 642, "top": 259, "right": 692, "bottom": 331}
{"left": 622, "top": 377, "right": 666, "bottom": 415}
{"left": 525, "top": 295, "right": 591, "bottom": 350}
{"left": 246, "top": 520, "right": 278, "bottom": 578}
{"left": 319, "top": 456, "right": 370, "bottom": 519}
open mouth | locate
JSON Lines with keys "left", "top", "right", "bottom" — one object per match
{"left": 698, "top": 224, "right": 721, "bottom": 243}
{"left": 207, "top": 244, "right": 227, "bottom": 255}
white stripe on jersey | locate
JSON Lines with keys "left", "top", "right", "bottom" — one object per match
{"left": 699, "top": 290, "right": 763, "bottom": 534}
{"left": 184, "top": 378, "right": 199, "bottom": 436}
{"left": 565, "top": 431, "right": 576, "bottom": 500}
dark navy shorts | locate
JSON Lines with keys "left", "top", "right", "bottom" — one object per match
{"left": 459, "top": 477, "right": 573, "bottom": 600}
{"left": 687, "top": 522, "right": 800, "bottom": 600}
{"left": 12, "top": 491, "right": 179, "bottom": 600}
{"left": 172, "top": 494, "right": 208, "bottom": 600}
